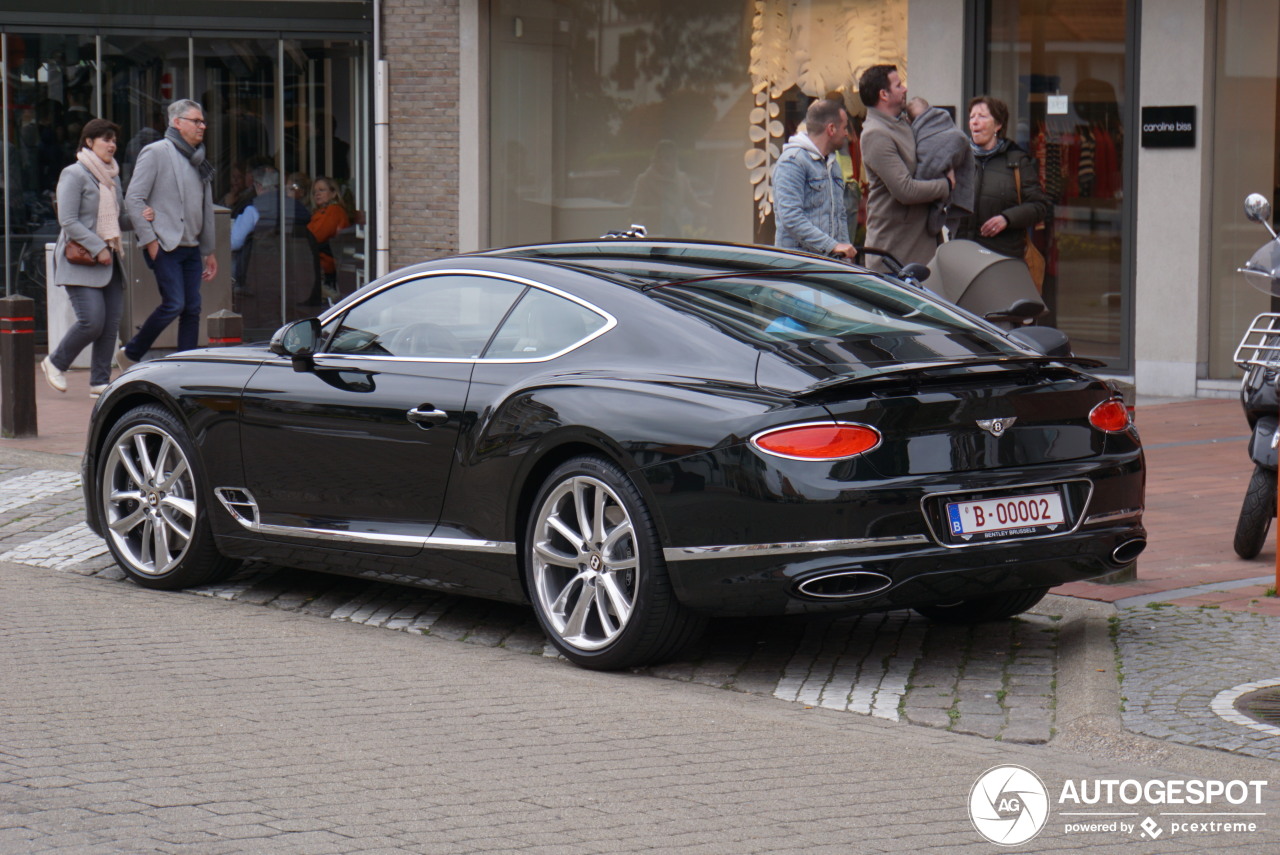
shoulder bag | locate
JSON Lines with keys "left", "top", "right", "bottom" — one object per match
{"left": 1013, "top": 160, "right": 1046, "bottom": 292}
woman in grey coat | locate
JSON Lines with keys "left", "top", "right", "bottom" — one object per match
{"left": 41, "top": 119, "right": 151, "bottom": 398}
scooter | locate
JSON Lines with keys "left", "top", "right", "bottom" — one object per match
{"left": 1230, "top": 193, "right": 1280, "bottom": 559}
{"left": 860, "top": 239, "right": 1073, "bottom": 357}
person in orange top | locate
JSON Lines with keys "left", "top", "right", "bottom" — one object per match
{"left": 304, "top": 176, "right": 350, "bottom": 303}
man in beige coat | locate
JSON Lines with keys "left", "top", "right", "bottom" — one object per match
{"left": 858, "top": 65, "right": 953, "bottom": 273}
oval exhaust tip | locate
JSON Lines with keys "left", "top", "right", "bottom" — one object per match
{"left": 796, "top": 570, "right": 893, "bottom": 600}
{"left": 1112, "top": 538, "right": 1147, "bottom": 565}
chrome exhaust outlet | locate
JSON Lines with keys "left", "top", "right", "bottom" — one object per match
{"left": 796, "top": 570, "right": 893, "bottom": 600}
{"left": 1111, "top": 538, "right": 1147, "bottom": 565}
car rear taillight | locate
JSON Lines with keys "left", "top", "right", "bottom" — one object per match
{"left": 1089, "top": 399, "right": 1131, "bottom": 432}
{"left": 751, "top": 422, "right": 882, "bottom": 460}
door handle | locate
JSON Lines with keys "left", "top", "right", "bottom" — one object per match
{"left": 406, "top": 406, "right": 449, "bottom": 428}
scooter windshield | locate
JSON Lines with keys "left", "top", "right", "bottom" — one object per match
{"left": 1243, "top": 240, "right": 1280, "bottom": 297}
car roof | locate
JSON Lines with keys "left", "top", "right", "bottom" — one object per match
{"left": 478, "top": 239, "right": 866, "bottom": 287}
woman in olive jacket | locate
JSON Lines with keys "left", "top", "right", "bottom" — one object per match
{"left": 953, "top": 95, "right": 1051, "bottom": 259}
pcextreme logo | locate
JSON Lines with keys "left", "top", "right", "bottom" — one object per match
{"left": 968, "top": 766, "right": 1270, "bottom": 845}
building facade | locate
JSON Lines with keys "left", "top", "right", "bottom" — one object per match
{"left": 4, "top": 1, "right": 1278, "bottom": 398}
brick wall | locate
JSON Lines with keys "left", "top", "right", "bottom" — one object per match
{"left": 383, "top": 0, "right": 461, "bottom": 265}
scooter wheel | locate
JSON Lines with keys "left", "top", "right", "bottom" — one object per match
{"left": 1233, "top": 464, "right": 1276, "bottom": 560}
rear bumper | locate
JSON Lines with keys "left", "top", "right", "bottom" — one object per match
{"left": 665, "top": 519, "right": 1145, "bottom": 616}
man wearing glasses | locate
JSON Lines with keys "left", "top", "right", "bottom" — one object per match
{"left": 120, "top": 99, "right": 216, "bottom": 365}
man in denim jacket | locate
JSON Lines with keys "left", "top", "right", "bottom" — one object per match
{"left": 772, "top": 99, "right": 856, "bottom": 259}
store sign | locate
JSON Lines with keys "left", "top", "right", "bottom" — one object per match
{"left": 1141, "top": 106, "right": 1196, "bottom": 148}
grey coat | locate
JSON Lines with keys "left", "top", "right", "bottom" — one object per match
{"left": 52, "top": 162, "right": 133, "bottom": 288}
{"left": 911, "top": 107, "right": 976, "bottom": 236}
{"left": 124, "top": 138, "right": 215, "bottom": 257}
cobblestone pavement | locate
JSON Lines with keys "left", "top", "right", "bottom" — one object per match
{"left": 1115, "top": 604, "right": 1280, "bottom": 761}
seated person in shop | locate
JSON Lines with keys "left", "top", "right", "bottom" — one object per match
{"left": 230, "top": 165, "right": 311, "bottom": 289}
{"left": 906, "top": 97, "right": 975, "bottom": 238}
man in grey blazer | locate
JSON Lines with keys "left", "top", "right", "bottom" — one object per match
{"left": 120, "top": 99, "right": 216, "bottom": 363}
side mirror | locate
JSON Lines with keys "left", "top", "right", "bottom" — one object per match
{"left": 269, "top": 318, "right": 322, "bottom": 371}
{"left": 1244, "top": 193, "right": 1272, "bottom": 225}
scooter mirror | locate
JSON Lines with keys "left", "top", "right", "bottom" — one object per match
{"left": 1244, "top": 193, "right": 1272, "bottom": 225}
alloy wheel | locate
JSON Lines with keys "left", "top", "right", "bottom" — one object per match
{"left": 101, "top": 424, "right": 198, "bottom": 577}
{"left": 531, "top": 474, "right": 639, "bottom": 651}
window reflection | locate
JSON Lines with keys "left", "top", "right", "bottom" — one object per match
{"left": 985, "top": 0, "right": 1130, "bottom": 366}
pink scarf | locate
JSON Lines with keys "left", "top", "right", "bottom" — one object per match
{"left": 76, "top": 148, "right": 122, "bottom": 255}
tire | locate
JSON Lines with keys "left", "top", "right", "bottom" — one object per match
{"left": 1233, "top": 464, "right": 1276, "bottom": 560}
{"left": 525, "top": 456, "right": 705, "bottom": 670}
{"left": 913, "top": 587, "right": 1050, "bottom": 624}
{"left": 97, "top": 404, "right": 239, "bottom": 589}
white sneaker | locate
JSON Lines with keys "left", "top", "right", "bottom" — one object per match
{"left": 40, "top": 357, "right": 67, "bottom": 393}
{"left": 116, "top": 347, "right": 136, "bottom": 369}
{"left": 89, "top": 384, "right": 108, "bottom": 399}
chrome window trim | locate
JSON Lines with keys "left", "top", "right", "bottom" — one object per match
{"left": 663, "top": 534, "right": 929, "bottom": 562}
{"left": 315, "top": 268, "right": 617, "bottom": 364}
{"left": 215, "top": 486, "right": 515, "bottom": 554}
{"left": 919, "top": 478, "right": 1095, "bottom": 549}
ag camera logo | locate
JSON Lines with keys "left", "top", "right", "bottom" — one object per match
{"left": 969, "top": 765, "right": 1050, "bottom": 845}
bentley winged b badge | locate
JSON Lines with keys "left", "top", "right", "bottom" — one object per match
{"left": 976, "top": 417, "right": 1017, "bottom": 437}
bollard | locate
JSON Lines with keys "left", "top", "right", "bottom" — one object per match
{"left": 0, "top": 295, "right": 38, "bottom": 438}
{"left": 206, "top": 309, "right": 243, "bottom": 347}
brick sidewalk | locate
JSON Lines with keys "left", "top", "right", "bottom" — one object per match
{"left": 1055, "top": 398, "right": 1280, "bottom": 616}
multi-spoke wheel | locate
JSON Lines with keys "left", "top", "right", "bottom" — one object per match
{"left": 526, "top": 456, "right": 703, "bottom": 670}
{"left": 98, "top": 405, "right": 237, "bottom": 589}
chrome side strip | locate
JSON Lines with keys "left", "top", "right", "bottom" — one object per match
{"left": 1083, "top": 507, "right": 1143, "bottom": 526}
{"left": 214, "top": 486, "right": 515, "bottom": 555}
{"left": 662, "top": 534, "right": 929, "bottom": 562}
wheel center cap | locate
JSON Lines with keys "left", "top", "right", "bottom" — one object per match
{"left": 588, "top": 554, "right": 602, "bottom": 572}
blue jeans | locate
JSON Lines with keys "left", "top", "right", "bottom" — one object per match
{"left": 49, "top": 257, "right": 125, "bottom": 386}
{"left": 125, "top": 244, "right": 203, "bottom": 359}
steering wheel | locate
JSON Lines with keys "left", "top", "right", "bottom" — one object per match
{"left": 388, "top": 322, "right": 464, "bottom": 357}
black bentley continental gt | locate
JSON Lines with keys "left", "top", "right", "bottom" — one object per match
{"left": 82, "top": 240, "right": 1146, "bottom": 670}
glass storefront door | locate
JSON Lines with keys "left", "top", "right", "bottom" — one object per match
{"left": 3, "top": 28, "right": 369, "bottom": 349}
{"left": 982, "top": 0, "right": 1131, "bottom": 367}
{"left": 2, "top": 32, "right": 99, "bottom": 343}
{"left": 1207, "top": 0, "right": 1280, "bottom": 380}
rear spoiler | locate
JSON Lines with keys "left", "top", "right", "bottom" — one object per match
{"left": 789, "top": 355, "right": 1108, "bottom": 398}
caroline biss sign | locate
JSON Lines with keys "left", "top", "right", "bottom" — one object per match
{"left": 1141, "top": 106, "right": 1196, "bottom": 148}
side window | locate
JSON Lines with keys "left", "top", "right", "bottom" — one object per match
{"left": 483, "top": 287, "right": 608, "bottom": 359}
{"left": 325, "top": 274, "right": 526, "bottom": 358}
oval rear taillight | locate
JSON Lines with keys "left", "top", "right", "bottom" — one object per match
{"left": 1089, "top": 399, "right": 1131, "bottom": 432}
{"left": 751, "top": 422, "right": 882, "bottom": 460}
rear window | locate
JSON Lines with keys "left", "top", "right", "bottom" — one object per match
{"left": 648, "top": 272, "right": 1008, "bottom": 347}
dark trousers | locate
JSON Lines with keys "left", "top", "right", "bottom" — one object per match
{"left": 49, "top": 256, "right": 125, "bottom": 386}
{"left": 126, "top": 244, "right": 203, "bottom": 358}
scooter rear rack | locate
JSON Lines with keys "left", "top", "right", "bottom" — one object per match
{"left": 1233, "top": 312, "right": 1280, "bottom": 371}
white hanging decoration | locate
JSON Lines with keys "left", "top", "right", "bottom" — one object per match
{"left": 747, "top": 0, "right": 907, "bottom": 223}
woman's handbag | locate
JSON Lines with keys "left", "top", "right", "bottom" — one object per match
{"left": 1013, "top": 162, "right": 1046, "bottom": 292}
{"left": 64, "top": 239, "right": 102, "bottom": 266}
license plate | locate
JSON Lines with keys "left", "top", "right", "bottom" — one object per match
{"left": 946, "top": 491, "right": 1066, "bottom": 541}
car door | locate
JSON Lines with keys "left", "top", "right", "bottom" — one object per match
{"left": 238, "top": 271, "right": 528, "bottom": 554}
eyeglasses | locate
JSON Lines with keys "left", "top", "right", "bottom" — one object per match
{"left": 177, "top": 116, "right": 207, "bottom": 127}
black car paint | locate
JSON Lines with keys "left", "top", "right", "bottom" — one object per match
{"left": 83, "top": 243, "right": 1145, "bottom": 618}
